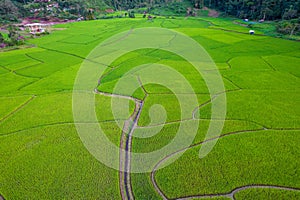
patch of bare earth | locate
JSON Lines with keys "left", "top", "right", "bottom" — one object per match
{"left": 203, "top": 7, "right": 220, "bottom": 17}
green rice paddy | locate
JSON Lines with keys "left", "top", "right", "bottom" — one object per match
{"left": 0, "top": 17, "right": 299, "bottom": 199}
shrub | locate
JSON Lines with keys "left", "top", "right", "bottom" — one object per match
{"left": 97, "top": 15, "right": 113, "bottom": 19}
{"left": 276, "top": 18, "right": 300, "bottom": 36}
{"left": 0, "top": 33, "right": 4, "bottom": 43}
{"left": 128, "top": 10, "right": 135, "bottom": 18}
{"left": 85, "top": 9, "right": 95, "bottom": 20}
{"left": 0, "top": 42, "right": 7, "bottom": 48}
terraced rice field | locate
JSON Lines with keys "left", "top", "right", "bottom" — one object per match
{"left": 0, "top": 17, "right": 299, "bottom": 199}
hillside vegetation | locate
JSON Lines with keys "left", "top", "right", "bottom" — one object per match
{"left": 1, "top": 0, "right": 299, "bottom": 21}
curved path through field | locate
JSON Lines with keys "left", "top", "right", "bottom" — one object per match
{"left": 94, "top": 89, "right": 142, "bottom": 200}
{"left": 94, "top": 27, "right": 140, "bottom": 200}
{"left": 119, "top": 98, "right": 144, "bottom": 200}
{"left": 95, "top": 77, "right": 146, "bottom": 200}
{"left": 177, "top": 185, "right": 300, "bottom": 200}
{"left": 150, "top": 126, "right": 300, "bottom": 200}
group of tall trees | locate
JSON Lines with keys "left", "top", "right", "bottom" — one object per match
{"left": 194, "top": 0, "right": 300, "bottom": 20}
{"left": 0, "top": 0, "right": 299, "bottom": 22}
{"left": 101, "top": 0, "right": 299, "bottom": 20}
{"left": 0, "top": 0, "right": 20, "bottom": 22}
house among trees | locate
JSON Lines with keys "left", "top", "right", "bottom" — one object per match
{"left": 24, "top": 23, "right": 49, "bottom": 34}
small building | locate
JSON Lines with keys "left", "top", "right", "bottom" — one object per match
{"left": 24, "top": 23, "right": 49, "bottom": 35}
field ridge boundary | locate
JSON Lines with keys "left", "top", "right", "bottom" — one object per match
{"left": 0, "top": 95, "right": 35, "bottom": 123}
{"left": 151, "top": 128, "right": 300, "bottom": 199}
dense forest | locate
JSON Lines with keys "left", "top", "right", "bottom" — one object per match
{"left": 1, "top": 0, "right": 299, "bottom": 22}
{"left": 194, "top": 0, "right": 299, "bottom": 20}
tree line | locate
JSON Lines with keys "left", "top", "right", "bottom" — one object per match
{"left": 195, "top": 0, "right": 300, "bottom": 20}
{"left": 1, "top": 0, "right": 299, "bottom": 22}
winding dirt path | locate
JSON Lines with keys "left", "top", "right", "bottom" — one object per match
{"left": 94, "top": 88, "right": 143, "bottom": 200}
{"left": 119, "top": 98, "right": 144, "bottom": 200}
{"left": 118, "top": 76, "right": 149, "bottom": 200}
{"left": 94, "top": 28, "right": 141, "bottom": 200}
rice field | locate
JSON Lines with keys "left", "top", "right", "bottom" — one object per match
{"left": 0, "top": 17, "right": 299, "bottom": 199}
